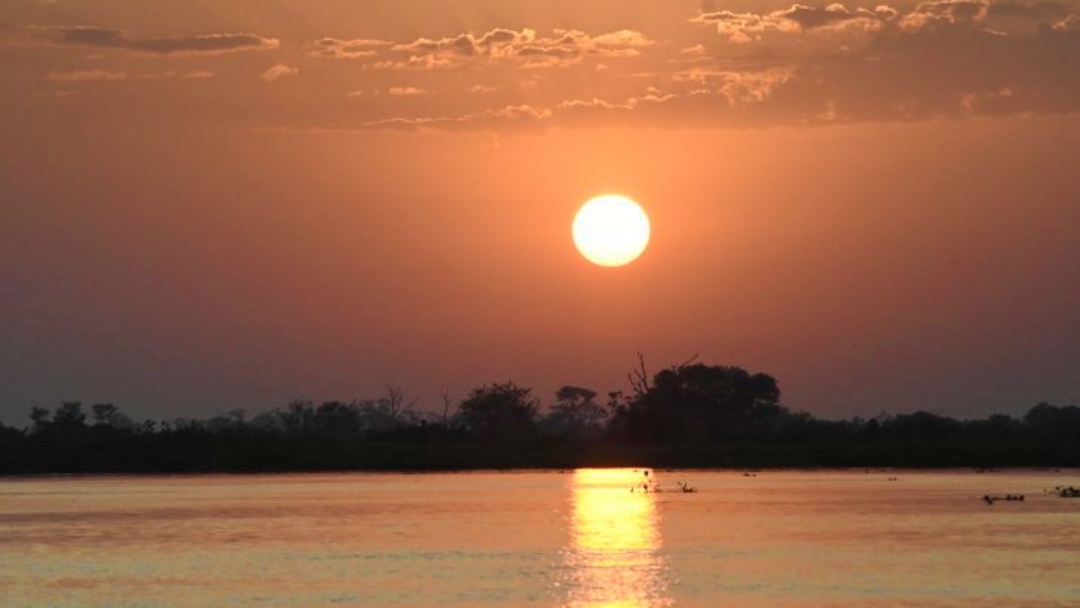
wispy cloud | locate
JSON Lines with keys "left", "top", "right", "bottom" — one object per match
{"left": 678, "top": 0, "right": 1080, "bottom": 123}
{"left": 307, "top": 38, "right": 391, "bottom": 59}
{"left": 387, "top": 86, "right": 428, "bottom": 96}
{"left": 25, "top": 2, "right": 1079, "bottom": 132}
{"left": 261, "top": 64, "right": 299, "bottom": 82}
{"left": 311, "top": 27, "right": 654, "bottom": 70}
{"left": 46, "top": 69, "right": 127, "bottom": 81}
{"left": 44, "top": 69, "right": 216, "bottom": 82}
{"left": 19, "top": 26, "right": 279, "bottom": 55}
{"left": 691, "top": 4, "right": 896, "bottom": 43}
{"left": 346, "top": 1, "right": 1080, "bottom": 131}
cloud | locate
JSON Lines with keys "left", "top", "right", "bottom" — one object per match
{"left": 307, "top": 37, "right": 391, "bottom": 59}
{"left": 1054, "top": 12, "right": 1080, "bottom": 29}
{"left": 987, "top": 1, "right": 1074, "bottom": 18}
{"left": 690, "top": 0, "right": 1077, "bottom": 42}
{"left": 21, "top": 26, "right": 279, "bottom": 55}
{"left": 387, "top": 86, "right": 428, "bottom": 96}
{"left": 261, "top": 64, "right": 299, "bottom": 82}
{"left": 137, "top": 1, "right": 1063, "bottom": 133}
{"left": 353, "top": 1, "right": 1080, "bottom": 131}
{"left": 692, "top": 4, "right": 897, "bottom": 42}
{"left": 362, "top": 103, "right": 554, "bottom": 131}
{"left": 347, "top": 27, "right": 654, "bottom": 70}
{"left": 687, "top": 0, "right": 1067, "bottom": 42}
{"left": 898, "top": 0, "right": 991, "bottom": 30}
{"left": 674, "top": 1, "right": 1080, "bottom": 122}
{"left": 360, "top": 90, "right": 686, "bottom": 132}
{"left": 140, "top": 70, "right": 216, "bottom": 80}
{"left": 23, "top": 90, "right": 80, "bottom": 104}
{"left": 46, "top": 69, "right": 127, "bottom": 81}
{"left": 44, "top": 68, "right": 217, "bottom": 82}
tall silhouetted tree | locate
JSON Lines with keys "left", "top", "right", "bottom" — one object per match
{"left": 1025, "top": 402, "right": 1080, "bottom": 440}
{"left": 965, "top": 414, "right": 1023, "bottom": 441}
{"left": 29, "top": 406, "right": 51, "bottom": 431}
{"left": 458, "top": 382, "right": 538, "bottom": 439}
{"left": 280, "top": 400, "right": 316, "bottom": 435}
{"left": 90, "top": 403, "right": 132, "bottom": 428}
{"left": 611, "top": 362, "right": 784, "bottom": 443}
{"left": 544, "top": 386, "right": 608, "bottom": 439}
{"left": 313, "top": 401, "right": 362, "bottom": 438}
{"left": 439, "top": 390, "right": 456, "bottom": 425}
{"left": 883, "top": 410, "right": 964, "bottom": 442}
{"left": 52, "top": 402, "right": 87, "bottom": 429}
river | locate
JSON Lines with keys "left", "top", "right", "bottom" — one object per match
{"left": 1, "top": 469, "right": 1078, "bottom": 606}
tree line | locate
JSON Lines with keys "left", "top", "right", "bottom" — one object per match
{"left": 2, "top": 358, "right": 1078, "bottom": 473}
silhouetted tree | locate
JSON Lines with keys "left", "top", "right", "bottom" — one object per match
{"left": 91, "top": 403, "right": 118, "bottom": 426}
{"left": 543, "top": 386, "right": 608, "bottom": 439}
{"left": 280, "top": 400, "right": 316, "bottom": 435}
{"left": 611, "top": 362, "right": 784, "bottom": 443}
{"left": 206, "top": 410, "right": 249, "bottom": 433}
{"left": 884, "top": 410, "right": 964, "bottom": 442}
{"left": 248, "top": 410, "right": 285, "bottom": 433}
{"left": 1025, "top": 402, "right": 1080, "bottom": 440}
{"left": 356, "top": 388, "right": 419, "bottom": 437}
{"left": 5, "top": 363, "right": 1080, "bottom": 474}
{"left": 458, "top": 382, "right": 539, "bottom": 439}
{"left": 383, "top": 387, "right": 413, "bottom": 421}
{"left": 90, "top": 403, "right": 133, "bottom": 429}
{"left": 29, "top": 406, "right": 51, "bottom": 431}
{"left": 439, "top": 390, "right": 456, "bottom": 425}
{"left": 52, "top": 402, "right": 87, "bottom": 429}
{"left": 965, "top": 414, "right": 1023, "bottom": 442}
{"left": 313, "top": 401, "right": 362, "bottom": 438}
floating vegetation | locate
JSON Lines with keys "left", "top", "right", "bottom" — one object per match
{"left": 630, "top": 470, "right": 697, "bottom": 494}
{"left": 983, "top": 494, "right": 1025, "bottom": 505}
{"left": 1050, "top": 486, "right": 1080, "bottom": 498}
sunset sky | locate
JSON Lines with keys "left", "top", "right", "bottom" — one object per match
{"left": 2, "top": 0, "right": 1079, "bottom": 423}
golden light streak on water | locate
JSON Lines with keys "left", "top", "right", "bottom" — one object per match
{"left": 564, "top": 468, "right": 671, "bottom": 608}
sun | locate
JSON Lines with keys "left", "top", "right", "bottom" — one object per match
{"left": 572, "top": 195, "right": 651, "bottom": 268}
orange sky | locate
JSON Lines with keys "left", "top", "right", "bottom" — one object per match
{"left": 2, "top": 0, "right": 1079, "bottom": 421}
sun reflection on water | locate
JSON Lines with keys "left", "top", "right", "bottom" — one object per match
{"left": 563, "top": 468, "right": 671, "bottom": 608}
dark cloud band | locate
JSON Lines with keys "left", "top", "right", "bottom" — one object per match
{"left": 30, "top": 26, "right": 279, "bottom": 55}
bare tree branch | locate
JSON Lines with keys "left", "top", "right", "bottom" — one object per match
{"left": 629, "top": 351, "right": 651, "bottom": 397}
{"left": 440, "top": 390, "right": 454, "bottom": 424}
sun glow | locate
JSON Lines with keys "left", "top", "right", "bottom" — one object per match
{"left": 572, "top": 195, "right": 651, "bottom": 267}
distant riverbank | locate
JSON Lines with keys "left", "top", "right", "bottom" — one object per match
{"left": 2, "top": 437, "right": 1077, "bottom": 476}
{"left": 5, "top": 364, "right": 1078, "bottom": 476}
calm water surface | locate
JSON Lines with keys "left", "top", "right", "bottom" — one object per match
{"left": 1, "top": 469, "right": 1079, "bottom": 607}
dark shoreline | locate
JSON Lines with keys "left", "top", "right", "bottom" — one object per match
{"left": 1, "top": 465, "right": 1076, "bottom": 482}
{"left": 6, "top": 365, "right": 1078, "bottom": 477}
{"left": 3, "top": 439, "right": 1077, "bottom": 477}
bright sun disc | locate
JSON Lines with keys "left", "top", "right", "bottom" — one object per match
{"left": 572, "top": 195, "right": 651, "bottom": 267}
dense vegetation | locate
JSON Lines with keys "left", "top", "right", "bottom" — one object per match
{"left": 2, "top": 358, "right": 1078, "bottom": 474}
